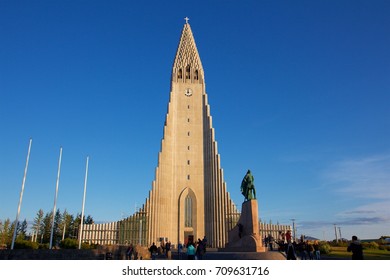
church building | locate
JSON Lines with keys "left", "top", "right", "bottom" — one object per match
{"left": 143, "top": 19, "right": 240, "bottom": 248}
{"left": 82, "top": 20, "right": 242, "bottom": 248}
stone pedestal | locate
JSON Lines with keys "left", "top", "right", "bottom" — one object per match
{"left": 225, "top": 200, "right": 265, "bottom": 252}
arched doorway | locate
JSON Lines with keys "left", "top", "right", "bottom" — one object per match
{"left": 178, "top": 188, "right": 197, "bottom": 245}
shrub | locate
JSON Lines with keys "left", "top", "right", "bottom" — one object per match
{"left": 38, "top": 243, "right": 49, "bottom": 249}
{"left": 59, "top": 238, "right": 96, "bottom": 249}
{"left": 13, "top": 240, "right": 39, "bottom": 249}
{"left": 60, "top": 238, "right": 78, "bottom": 249}
{"left": 330, "top": 240, "right": 348, "bottom": 247}
{"left": 319, "top": 242, "right": 331, "bottom": 254}
{"left": 363, "top": 242, "right": 379, "bottom": 250}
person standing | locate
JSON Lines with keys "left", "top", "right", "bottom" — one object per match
{"left": 268, "top": 234, "right": 274, "bottom": 251}
{"left": 313, "top": 240, "right": 321, "bottom": 260}
{"left": 186, "top": 242, "right": 196, "bottom": 260}
{"left": 165, "top": 240, "right": 171, "bottom": 259}
{"left": 126, "top": 244, "right": 133, "bottom": 260}
{"left": 347, "top": 235, "right": 364, "bottom": 260}
{"left": 149, "top": 242, "right": 158, "bottom": 260}
{"left": 286, "top": 241, "right": 297, "bottom": 260}
{"left": 196, "top": 239, "right": 205, "bottom": 260}
{"left": 298, "top": 239, "right": 307, "bottom": 260}
{"left": 286, "top": 230, "right": 292, "bottom": 243}
{"left": 178, "top": 241, "right": 183, "bottom": 260}
{"left": 306, "top": 241, "right": 314, "bottom": 260}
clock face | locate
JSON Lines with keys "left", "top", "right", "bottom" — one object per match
{"left": 185, "top": 88, "right": 193, "bottom": 96}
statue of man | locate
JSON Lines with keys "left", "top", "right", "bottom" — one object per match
{"left": 240, "top": 169, "right": 256, "bottom": 201}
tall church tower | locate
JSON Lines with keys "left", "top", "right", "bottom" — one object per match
{"left": 141, "top": 19, "right": 239, "bottom": 248}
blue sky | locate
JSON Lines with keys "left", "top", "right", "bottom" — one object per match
{"left": 1, "top": 0, "right": 389, "bottom": 241}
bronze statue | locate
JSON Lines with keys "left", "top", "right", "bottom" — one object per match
{"left": 241, "top": 169, "right": 256, "bottom": 201}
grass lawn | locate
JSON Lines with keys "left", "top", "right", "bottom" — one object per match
{"left": 324, "top": 246, "right": 390, "bottom": 260}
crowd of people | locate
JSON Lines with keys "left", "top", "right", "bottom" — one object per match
{"left": 265, "top": 230, "right": 364, "bottom": 260}
{"left": 125, "top": 244, "right": 138, "bottom": 260}
{"left": 265, "top": 230, "right": 321, "bottom": 260}
{"left": 148, "top": 239, "right": 172, "bottom": 260}
{"left": 147, "top": 236, "right": 208, "bottom": 260}
{"left": 132, "top": 232, "right": 364, "bottom": 260}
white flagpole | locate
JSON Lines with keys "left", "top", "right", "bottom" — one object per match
{"left": 11, "top": 138, "right": 32, "bottom": 250}
{"left": 79, "top": 156, "right": 89, "bottom": 249}
{"left": 49, "top": 147, "right": 62, "bottom": 249}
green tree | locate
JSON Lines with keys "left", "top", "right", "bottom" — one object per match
{"left": 8, "top": 220, "right": 17, "bottom": 246}
{"left": 85, "top": 215, "right": 94, "bottom": 224}
{"left": 0, "top": 219, "right": 12, "bottom": 247}
{"left": 71, "top": 214, "right": 81, "bottom": 239}
{"left": 60, "top": 209, "right": 73, "bottom": 240}
{"left": 66, "top": 213, "right": 76, "bottom": 239}
{"left": 42, "top": 212, "right": 52, "bottom": 244}
{"left": 71, "top": 213, "right": 94, "bottom": 239}
{"left": 32, "top": 209, "right": 44, "bottom": 243}
{"left": 52, "top": 209, "right": 62, "bottom": 246}
{"left": 18, "top": 219, "right": 28, "bottom": 240}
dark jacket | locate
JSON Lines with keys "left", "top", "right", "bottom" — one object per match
{"left": 347, "top": 241, "right": 364, "bottom": 260}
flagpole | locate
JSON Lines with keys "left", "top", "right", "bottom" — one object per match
{"left": 11, "top": 138, "right": 32, "bottom": 250}
{"left": 79, "top": 156, "right": 89, "bottom": 249}
{"left": 49, "top": 147, "right": 62, "bottom": 249}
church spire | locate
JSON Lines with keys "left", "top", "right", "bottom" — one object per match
{"left": 172, "top": 19, "right": 204, "bottom": 84}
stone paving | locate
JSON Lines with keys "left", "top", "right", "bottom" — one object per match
{"left": 170, "top": 249, "right": 286, "bottom": 260}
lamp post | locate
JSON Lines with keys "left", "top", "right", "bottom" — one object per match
{"left": 291, "top": 219, "right": 296, "bottom": 242}
{"left": 338, "top": 227, "right": 342, "bottom": 242}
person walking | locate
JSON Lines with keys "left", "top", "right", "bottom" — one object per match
{"left": 347, "top": 235, "right": 364, "bottom": 260}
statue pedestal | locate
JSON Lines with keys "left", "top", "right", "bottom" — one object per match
{"left": 225, "top": 200, "right": 265, "bottom": 252}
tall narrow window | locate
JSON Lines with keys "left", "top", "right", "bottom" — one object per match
{"left": 194, "top": 70, "right": 199, "bottom": 80}
{"left": 186, "top": 65, "right": 191, "bottom": 79}
{"left": 185, "top": 195, "right": 192, "bottom": 227}
{"left": 178, "top": 69, "right": 182, "bottom": 79}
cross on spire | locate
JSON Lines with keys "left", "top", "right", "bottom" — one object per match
{"left": 184, "top": 17, "right": 190, "bottom": 24}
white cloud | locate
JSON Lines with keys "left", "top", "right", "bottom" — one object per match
{"left": 324, "top": 153, "right": 390, "bottom": 199}
{"left": 337, "top": 201, "right": 390, "bottom": 224}
{"left": 324, "top": 153, "right": 390, "bottom": 225}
